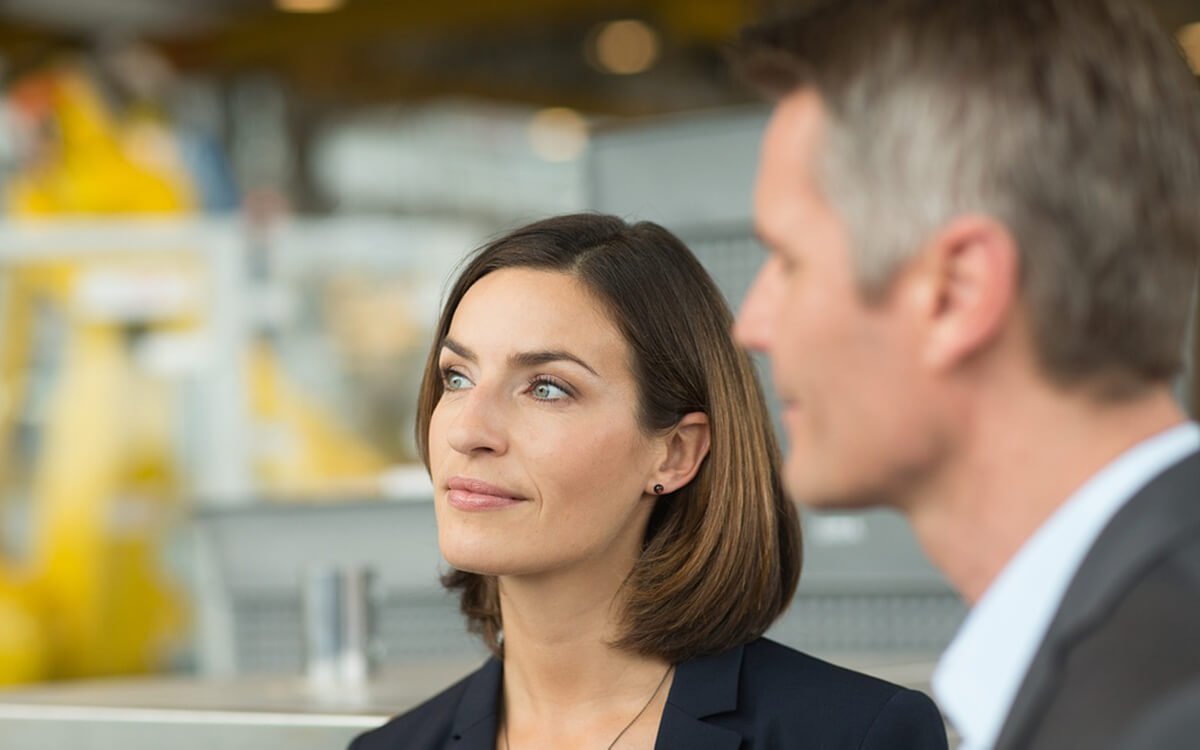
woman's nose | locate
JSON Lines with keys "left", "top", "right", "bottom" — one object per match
{"left": 444, "top": 388, "right": 508, "bottom": 456}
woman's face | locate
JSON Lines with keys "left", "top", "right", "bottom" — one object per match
{"left": 428, "top": 268, "right": 662, "bottom": 579}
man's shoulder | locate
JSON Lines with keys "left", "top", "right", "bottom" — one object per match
{"left": 1008, "top": 457, "right": 1200, "bottom": 749}
{"left": 1010, "top": 545, "right": 1200, "bottom": 749}
{"left": 1076, "top": 526, "right": 1200, "bottom": 662}
{"left": 1074, "top": 446, "right": 1200, "bottom": 635}
{"left": 1114, "top": 675, "right": 1200, "bottom": 750}
{"left": 1054, "top": 445, "right": 1200, "bottom": 685}
{"left": 1055, "top": 445, "right": 1200, "bottom": 635}
{"left": 348, "top": 664, "right": 490, "bottom": 750}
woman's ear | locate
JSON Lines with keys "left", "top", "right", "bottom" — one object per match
{"left": 648, "top": 412, "right": 711, "bottom": 495}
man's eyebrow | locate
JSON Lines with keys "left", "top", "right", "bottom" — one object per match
{"left": 511, "top": 350, "right": 598, "bottom": 377}
{"left": 441, "top": 338, "right": 476, "bottom": 361}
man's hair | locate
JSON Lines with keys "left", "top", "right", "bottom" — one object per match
{"left": 737, "top": 0, "right": 1200, "bottom": 397}
{"left": 415, "top": 212, "right": 801, "bottom": 663}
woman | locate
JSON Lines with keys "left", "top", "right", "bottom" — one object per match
{"left": 350, "top": 214, "right": 947, "bottom": 750}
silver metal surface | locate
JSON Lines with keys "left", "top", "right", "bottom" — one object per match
{"left": 0, "top": 660, "right": 478, "bottom": 750}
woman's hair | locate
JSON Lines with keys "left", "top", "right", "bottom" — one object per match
{"left": 416, "top": 212, "right": 801, "bottom": 664}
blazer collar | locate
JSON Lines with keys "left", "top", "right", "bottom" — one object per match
{"left": 994, "top": 449, "right": 1200, "bottom": 750}
{"left": 448, "top": 657, "right": 502, "bottom": 750}
{"left": 1045, "top": 449, "right": 1200, "bottom": 641}
{"left": 446, "top": 643, "right": 750, "bottom": 750}
{"left": 656, "top": 642, "right": 745, "bottom": 750}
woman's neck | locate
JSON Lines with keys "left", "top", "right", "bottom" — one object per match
{"left": 499, "top": 568, "right": 668, "bottom": 706}
{"left": 496, "top": 568, "right": 673, "bottom": 747}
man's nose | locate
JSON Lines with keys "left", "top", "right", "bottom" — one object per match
{"left": 733, "top": 263, "right": 775, "bottom": 352}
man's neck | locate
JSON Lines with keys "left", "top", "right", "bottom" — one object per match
{"left": 909, "top": 385, "right": 1188, "bottom": 604}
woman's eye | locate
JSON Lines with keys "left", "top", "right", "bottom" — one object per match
{"left": 442, "top": 369, "right": 474, "bottom": 391}
{"left": 530, "top": 379, "right": 569, "bottom": 401}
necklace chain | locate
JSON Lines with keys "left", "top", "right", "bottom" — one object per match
{"left": 502, "top": 665, "right": 673, "bottom": 750}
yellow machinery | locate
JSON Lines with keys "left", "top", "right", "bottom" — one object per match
{"left": 0, "top": 62, "right": 195, "bottom": 685}
{"left": 0, "top": 259, "right": 191, "bottom": 683}
{"left": 0, "top": 61, "right": 390, "bottom": 685}
{"left": 6, "top": 64, "right": 193, "bottom": 216}
{"left": 249, "top": 343, "right": 392, "bottom": 495}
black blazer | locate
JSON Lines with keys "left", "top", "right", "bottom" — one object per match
{"left": 350, "top": 638, "right": 948, "bottom": 750}
{"left": 994, "top": 447, "right": 1200, "bottom": 750}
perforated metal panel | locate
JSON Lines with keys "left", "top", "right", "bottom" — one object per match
{"left": 678, "top": 229, "right": 764, "bottom": 312}
{"left": 233, "top": 593, "right": 304, "bottom": 674}
{"left": 230, "top": 589, "right": 485, "bottom": 675}
{"left": 225, "top": 585, "right": 963, "bottom": 676}
{"left": 773, "top": 593, "right": 967, "bottom": 654}
{"left": 224, "top": 590, "right": 963, "bottom": 677}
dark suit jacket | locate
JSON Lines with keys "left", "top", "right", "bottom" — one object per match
{"left": 994, "top": 447, "right": 1200, "bottom": 750}
{"left": 1114, "top": 676, "right": 1200, "bottom": 750}
{"left": 350, "top": 638, "right": 948, "bottom": 749}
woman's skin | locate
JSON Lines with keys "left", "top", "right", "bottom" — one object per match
{"left": 428, "top": 268, "right": 709, "bottom": 749}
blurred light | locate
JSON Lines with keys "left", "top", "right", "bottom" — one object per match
{"left": 276, "top": 0, "right": 345, "bottom": 12}
{"left": 590, "top": 19, "right": 660, "bottom": 75}
{"left": 1179, "top": 22, "right": 1200, "bottom": 74}
{"left": 528, "top": 107, "right": 588, "bottom": 162}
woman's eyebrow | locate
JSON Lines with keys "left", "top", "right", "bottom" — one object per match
{"left": 441, "top": 338, "right": 475, "bottom": 361}
{"left": 510, "top": 350, "right": 598, "bottom": 377}
{"left": 442, "top": 337, "right": 598, "bottom": 377}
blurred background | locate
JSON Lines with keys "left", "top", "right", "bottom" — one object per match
{"left": 0, "top": 1, "right": 1196, "bottom": 747}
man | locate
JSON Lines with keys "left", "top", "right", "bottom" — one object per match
{"left": 731, "top": 2, "right": 1200, "bottom": 749}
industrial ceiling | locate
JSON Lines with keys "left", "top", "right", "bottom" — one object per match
{"left": 0, "top": 0, "right": 1195, "bottom": 117}
{"left": 0, "top": 0, "right": 1190, "bottom": 117}
{"left": 0, "top": 0, "right": 764, "bottom": 117}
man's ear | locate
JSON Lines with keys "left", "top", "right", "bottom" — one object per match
{"left": 647, "top": 412, "right": 711, "bottom": 495}
{"left": 910, "top": 214, "right": 1020, "bottom": 372}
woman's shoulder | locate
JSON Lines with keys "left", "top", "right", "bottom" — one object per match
{"left": 682, "top": 638, "right": 947, "bottom": 749}
{"left": 347, "top": 660, "right": 499, "bottom": 750}
{"left": 739, "top": 637, "right": 917, "bottom": 700}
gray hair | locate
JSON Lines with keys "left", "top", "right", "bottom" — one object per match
{"left": 739, "top": 0, "right": 1200, "bottom": 396}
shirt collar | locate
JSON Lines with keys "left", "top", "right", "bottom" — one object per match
{"left": 933, "top": 422, "right": 1200, "bottom": 750}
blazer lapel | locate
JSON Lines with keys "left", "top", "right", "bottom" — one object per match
{"left": 448, "top": 658, "right": 502, "bottom": 750}
{"left": 655, "top": 643, "right": 744, "bottom": 750}
{"left": 451, "top": 648, "right": 748, "bottom": 750}
{"left": 993, "top": 449, "right": 1200, "bottom": 750}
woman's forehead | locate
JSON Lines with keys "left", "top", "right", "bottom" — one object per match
{"left": 447, "top": 268, "right": 630, "bottom": 371}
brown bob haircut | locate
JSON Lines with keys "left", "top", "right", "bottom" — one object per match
{"left": 415, "top": 212, "right": 801, "bottom": 664}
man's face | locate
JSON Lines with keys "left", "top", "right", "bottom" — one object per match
{"left": 734, "top": 90, "right": 941, "bottom": 510}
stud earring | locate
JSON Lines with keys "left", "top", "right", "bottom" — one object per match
{"left": 653, "top": 484, "right": 664, "bottom": 495}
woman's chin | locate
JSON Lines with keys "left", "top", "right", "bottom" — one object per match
{"left": 441, "top": 543, "right": 522, "bottom": 576}
{"left": 442, "top": 547, "right": 566, "bottom": 579}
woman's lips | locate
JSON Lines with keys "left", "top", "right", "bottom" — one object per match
{"left": 446, "top": 476, "right": 526, "bottom": 511}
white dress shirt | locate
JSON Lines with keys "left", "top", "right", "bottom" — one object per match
{"left": 932, "top": 421, "right": 1200, "bottom": 750}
